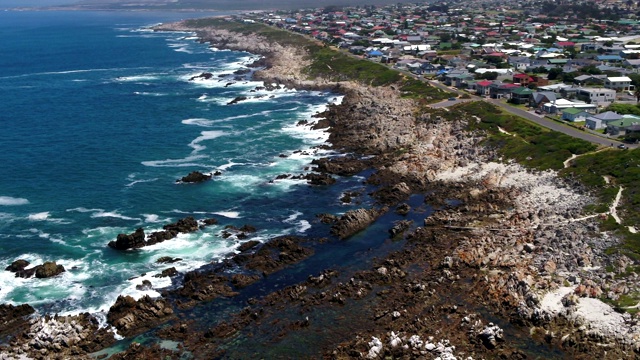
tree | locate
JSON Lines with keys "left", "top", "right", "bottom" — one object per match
{"left": 547, "top": 67, "right": 563, "bottom": 80}
{"left": 635, "top": 87, "right": 640, "bottom": 103}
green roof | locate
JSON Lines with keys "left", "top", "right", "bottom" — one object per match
{"left": 548, "top": 59, "right": 569, "bottom": 64}
{"left": 609, "top": 116, "right": 640, "bottom": 127}
{"left": 511, "top": 87, "right": 534, "bottom": 95}
{"left": 562, "top": 107, "right": 587, "bottom": 115}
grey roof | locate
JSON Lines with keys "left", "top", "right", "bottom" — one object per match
{"left": 532, "top": 91, "right": 557, "bottom": 103}
{"left": 592, "top": 111, "right": 623, "bottom": 121}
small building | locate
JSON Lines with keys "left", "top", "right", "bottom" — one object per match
{"left": 543, "top": 99, "right": 596, "bottom": 114}
{"left": 489, "top": 82, "right": 520, "bottom": 99}
{"left": 561, "top": 108, "right": 591, "bottom": 122}
{"left": 530, "top": 91, "right": 557, "bottom": 109}
{"left": 585, "top": 111, "right": 623, "bottom": 130}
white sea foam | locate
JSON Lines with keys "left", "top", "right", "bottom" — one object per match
{"left": 181, "top": 118, "right": 215, "bottom": 127}
{"left": 133, "top": 91, "right": 167, "bottom": 96}
{"left": 115, "top": 74, "right": 159, "bottom": 82}
{"left": 213, "top": 211, "right": 241, "bottom": 218}
{"left": 142, "top": 214, "right": 171, "bottom": 224}
{"left": 141, "top": 154, "right": 209, "bottom": 168}
{"left": 297, "top": 220, "right": 311, "bottom": 233}
{"left": 90, "top": 211, "right": 140, "bottom": 222}
{"left": 28, "top": 212, "right": 51, "bottom": 221}
{"left": 125, "top": 177, "right": 158, "bottom": 187}
{"left": 188, "top": 130, "right": 228, "bottom": 153}
{"left": 0, "top": 196, "right": 29, "bottom": 206}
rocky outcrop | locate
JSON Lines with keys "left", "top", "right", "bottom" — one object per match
{"left": 109, "top": 217, "right": 201, "bottom": 250}
{"left": 330, "top": 208, "right": 387, "bottom": 240}
{"left": 35, "top": 261, "right": 65, "bottom": 279}
{"left": 189, "top": 72, "right": 213, "bottom": 81}
{"left": 311, "top": 156, "right": 370, "bottom": 176}
{"left": 107, "top": 295, "right": 174, "bottom": 337}
{"left": 233, "top": 236, "right": 314, "bottom": 275}
{"left": 163, "top": 217, "right": 199, "bottom": 233}
{"left": 305, "top": 173, "right": 336, "bottom": 186}
{"left": 227, "top": 96, "right": 247, "bottom": 105}
{"left": 1, "top": 312, "right": 115, "bottom": 359}
{"left": 108, "top": 228, "right": 146, "bottom": 250}
{"left": 6, "top": 260, "right": 65, "bottom": 279}
{"left": 177, "top": 171, "right": 212, "bottom": 183}
{"left": 5, "top": 259, "right": 30, "bottom": 272}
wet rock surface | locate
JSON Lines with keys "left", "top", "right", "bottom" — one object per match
{"left": 107, "top": 295, "right": 174, "bottom": 337}
{"left": 177, "top": 171, "right": 212, "bottom": 183}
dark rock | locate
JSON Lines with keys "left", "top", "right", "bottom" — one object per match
{"left": 305, "top": 173, "right": 336, "bottom": 186}
{"left": 389, "top": 220, "right": 413, "bottom": 238}
{"left": 213, "top": 171, "right": 222, "bottom": 176}
{"left": 109, "top": 228, "right": 146, "bottom": 250}
{"left": 177, "top": 171, "right": 212, "bottom": 184}
{"left": 331, "top": 208, "right": 387, "bottom": 240}
{"left": 275, "top": 174, "right": 291, "bottom": 180}
{"left": 395, "top": 203, "right": 411, "bottom": 215}
{"left": 203, "top": 218, "right": 219, "bottom": 226}
{"left": 238, "top": 240, "right": 260, "bottom": 252}
{"left": 146, "top": 230, "right": 177, "bottom": 246}
{"left": 227, "top": 96, "right": 247, "bottom": 105}
{"left": 233, "top": 68, "right": 251, "bottom": 75}
{"left": 35, "top": 261, "right": 65, "bottom": 278}
{"left": 107, "top": 295, "right": 174, "bottom": 337}
{"left": 154, "top": 267, "right": 178, "bottom": 278}
{"left": 312, "top": 157, "right": 370, "bottom": 176}
{"left": 5, "top": 259, "right": 30, "bottom": 272}
{"left": 156, "top": 256, "right": 182, "bottom": 264}
{"left": 163, "top": 217, "right": 199, "bottom": 233}
{"left": 231, "top": 273, "right": 261, "bottom": 288}
{"left": 136, "top": 280, "right": 153, "bottom": 291}
{"left": 188, "top": 72, "right": 213, "bottom": 81}
{"left": 316, "top": 213, "right": 339, "bottom": 224}
{"left": 177, "top": 272, "right": 237, "bottom": 303}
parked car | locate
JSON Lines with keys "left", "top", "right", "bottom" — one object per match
{"left": 448, "top": 97, "right": 457, "bottom": 101}
{"left": 618, "top": 144, "right": 628, "bottom": 149}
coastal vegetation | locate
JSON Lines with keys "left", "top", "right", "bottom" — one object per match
{"left": 181, "top": 18, "right": 450, "bottom": 101}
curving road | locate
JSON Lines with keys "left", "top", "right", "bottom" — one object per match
{"left": 425, "top": 80, "right": 635, "bottom": 149}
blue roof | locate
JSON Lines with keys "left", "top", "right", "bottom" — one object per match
{"left": 597, "top": 55, "right": 623, "bottom": 61}
{"left": 368, "top": 50, "right": 383, "bottom": 56}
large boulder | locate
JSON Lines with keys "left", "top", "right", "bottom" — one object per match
{"left": 331, "top": 208, "right": 387, "bottom": 240}
{"left": 35, "top": 261, "right": 65, "bottom": 278}
{"left": 108, "top": 228, "right": 146, "bottom": 250}
{"left": 5, "top": 259, "right": 30, "bottom": 272}
{"left": 177, "top": 171, "right": 212, "bottom": 184}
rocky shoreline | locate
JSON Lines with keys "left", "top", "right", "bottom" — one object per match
{"left": 1, "top": 17, "right": 639, "bottom": 359}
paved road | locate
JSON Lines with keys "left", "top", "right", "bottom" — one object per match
{"left": 425, "top": 80, "right": 635, "bottom": 149}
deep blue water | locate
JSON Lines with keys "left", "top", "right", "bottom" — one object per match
{"left": 0, "top": 10, "right": 363, "bottom": 319}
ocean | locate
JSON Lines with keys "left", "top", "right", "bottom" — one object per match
{"left": 0, "top": 10, "right": 366, "bottom": 320}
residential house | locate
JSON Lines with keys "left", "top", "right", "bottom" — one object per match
{"left": 585, "top": 111, "right": 623, "bottom": 130}
{"left": 561, "top": 108, "right": 591, "bottom": 122}
{"left": 475, "top": 80, "right": 493, "bottom": 96}
{"left": 573, "top": 74, "right": 606, "bottom": 86}
{"left": 489, "top": 82, "right": 520, "bottom": 99}
{"left": 575, "top": 87, "right": 616, "bottom": 106}
{"left": 542, "top": 99, "right": 596, "bottom": 114}
{"left": 530, "top": 91, "right": 557, "bottom": 109}
{"left": 623, "top": 58, "right": 640, "bottom": 68}
{"left": 510, "top": 87, "right": 534, "bottom": 104}
{"left": 604, "top": 76, "right": 633, "bottom": 91}
{"left": 606, "top": 115, "right": 640, "bottom": 135}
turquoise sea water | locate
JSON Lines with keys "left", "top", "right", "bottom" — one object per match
{"left": 0, "top": 10, "right": 363, "bottom": 319}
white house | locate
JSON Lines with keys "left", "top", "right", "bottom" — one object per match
{"left": 561, "top": 108, "right": 591, "bottom": 122}
{"left": 575, "top": 88, "right": 616, "bottom": 106}
{"left": 604, "top": 76, "right": 633, "bottom": 92}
